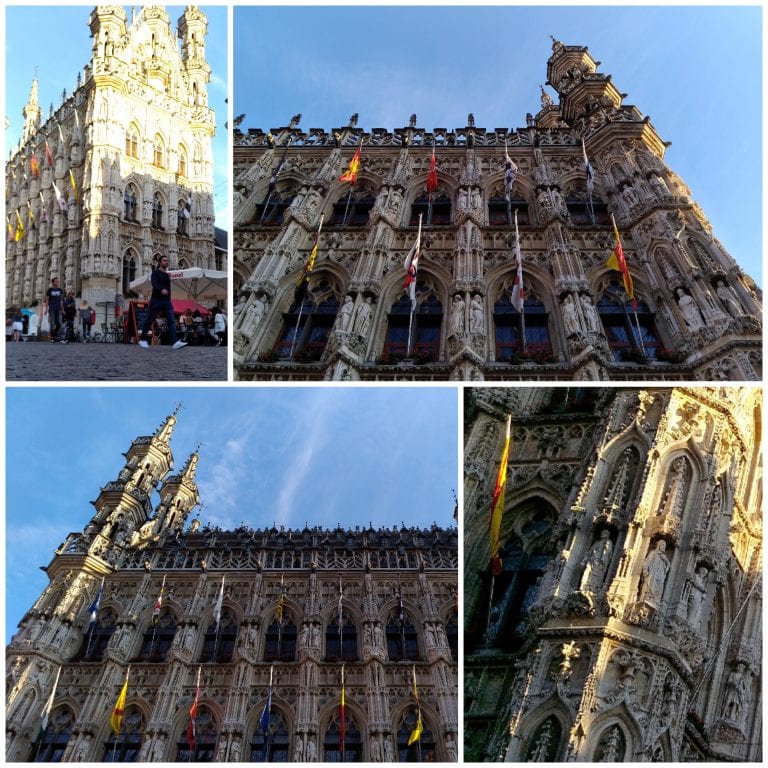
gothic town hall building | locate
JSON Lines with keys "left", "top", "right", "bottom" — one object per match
{"left": 6, "top": 411, "right": 459, "bottom": 762}
{"left": 5, "top": 6, "right": 218, "bottom": 319}
{"left": 463, "top": 387, "right": 761, "bottom": 761}
{"left": 233, "top": 39, "right": 761, "bottom": 381}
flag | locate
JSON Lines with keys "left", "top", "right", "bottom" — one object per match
{"left": 44, "top": 141, "right": 53, "bottom": 168}
{"left": 69, "top": 169, "right": 78, "bottom": 203}
{"left": 426, "top": 147, "right": 438, "bottom": 194}
{"left": 88, "top": 579, "right": 104, "bottom": 630}
{"left": 39, "top": 192, "right": 48, "bottom": 223}
{"left": 213, "top": 576, "right": 224, "bottom": 625}
{"left": 267, "top": 140, "right": 290, "bottom": 195}
{"left": 276, "top": 577, "right": 285, "bottom": 623}
{"left": 14, "top": 210, "right": 24, "bottom": 242}
{"left": 30, "top": 151, "right": 40, "bottom": 177}
{"left": 110, "top": 670, "right": 129, "bottom": 737}
{"left": 27, "top": 200, "right": 35, "bottom": 228}
{"left": 606, "top": 216, "right": 636, "bottom": 310}
{"left": 338, "top": 575, "right": 344, "bottom": 628}
{"left": 338, "top": 142, "right": 362, "bottom": 183}
{"left": 52, "top": 180, "right": 68, "bottom": 212}
{"left": 510, "top": 212, "right": 524, "bottom": 312}
{"left": 504, "top": 142, "right": 518, "bottom": 201}
{"left": 6, "top": 216, "right": 14, "bottom": 242}
{"left": 403, "top": 231, "right": 421, "bottom": 305}
{"left": 295, "top": 215, "right": 324, "bottom": 303}
{"left": 152, "top": 576, "right": 165, "bottom": 624}
{"left": 339, "top": 666, "right": 346, "bottom": 752}
{"left": 186, "top": 668, "right": 201, "bottom": 752}
{"left": 181, "top": 197, "right": 191, "bottom": 219}
{"left": 39, "top": 667, "right": 62, "bottom": 742}
{"left": 582, "top": 139, "right": 594, "bottom": 197}
{"left": 490, "top": 415, "right": 512, "bottom": 576}
{"left": 408, "top": 666, "right": 423, "bottom": 745}
{"left": 259, "top": 666, "right": 273, "bottom": 733}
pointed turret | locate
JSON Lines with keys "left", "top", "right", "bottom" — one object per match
{"left": 22, "top": 79, "right": 42, "bottom": 143}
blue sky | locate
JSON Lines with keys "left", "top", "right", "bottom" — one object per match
{"left": 5, "top": 387, "right": 458, "bottom": 642}
{"left": 5, "top": 5, "right": 230, "bottom": 231}
{"left": 235, "top": 5, "right": 762, "bottom": 286}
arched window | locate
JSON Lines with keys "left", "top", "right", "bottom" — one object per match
{"left": 151, "top": 193, "right": 164, "bottom": 230}
{"left": 331, "top": 187, "right": 375, "bottom": 227}
{"left": 177, "top": 197, "right": 191, "bottom": 234}
{"left": 125, "top": 126, "right": 139, "bottom": 159}
{"left": 33, "top": 707, "right": 74, "bottom": 762}
{"left": 123, "top": 185, "right": 138, "bottom": 221}
{"left": 383, "top": 282, "right": 442, "bottom": 363}
{"left": 249, "top": 709, "right": 290, "bottom": 761}
{"left": 325, "top": 616, "right": 358, "bottom": 662}
{"left": 80, "top": 608, "right": 117, "bottom": 662}
{"left": 524, "top": 715, "right": 563, "bottom": 761}
{"left": 488, "top": 193, "right": 529, "bottom": 226}
{"left": 386, "top": 611, "right": 419, "bottom": 661}
{"left": 254, "top": 186, "right": 298, "bottom": 226}
{"left": 593, "top": 724, "right": 627, "bottom": 762}
{"left": 122, "top": 254, "right": 137, "bottom": 296}
{"left": 153, "top": 135, "right": 165, "bottom": 168}
{"left": 323, "top": 714, "right": 362, "bottom": 762}
{"left": 565, "top": 193, "right": 610, "bottom": 225}
{"left": 175, "top": 708, "right": 217, "bottom": 762}
{"left": 397, "top": 711, "right": 436, "bottom": 762}
{"left": 177, "top": 146, "right": 188, "bottom": 177}
{"left": 446, "top": 612, "right": 458, "bottom": 661}
{"left": 274, "top": 280, "right": 339, "bottom": 362}
{"left": 597, "top": 284, "right": 661, "bottom": 362}
{"left": 199, "top": 610, "right": 238, "bottom": 663}
{"left": 264, "top": 618, "right": 298, "bottom": 662}
{"left": 410, "top": 192, "right": 451, "bottom": 226}
{"left": 103, "top": 708, "right": 144, "bottom": 762}
{"left": 135, "top": 611, "right": 177, "bottom": 662}
{"left": 494, "top": 290, "right": 553, "bottom": 363}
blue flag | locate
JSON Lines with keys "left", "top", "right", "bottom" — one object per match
{"left": 88, "top": 581, "right": 104, "bottom": 629}
{"left": 259, "top": 685, "right": 272, "bottom": 733}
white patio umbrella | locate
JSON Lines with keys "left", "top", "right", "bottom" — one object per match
{"left": 129, "top": 267, "right": 227, "bottom": 305}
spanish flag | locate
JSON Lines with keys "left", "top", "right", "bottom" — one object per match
{"left": 489, "top": 414, "right": 511, "bottom": 576}
{"left": 338, "top": 141, "right": 362, "bottom": 183}
{"left": 110, "top": 669, "right": 129, "bottom": 736}
{"left": 606, "top": 215, "right": 636, "bottom": 310}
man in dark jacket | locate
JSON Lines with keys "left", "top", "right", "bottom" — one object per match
{"left": 138, "top": 255, "right": 187, "bottom": 349}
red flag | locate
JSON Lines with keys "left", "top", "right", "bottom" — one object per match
{"left": 606, "top": 216, "right": 636, "bottom": 310}
{"left": 426, "top": 147, "right": 438, "bottom": 194}
{"left": 490, "top": 415, "right": 512, "bottom": 576}
{"left": 338, "top": 142, "right": 362, "bottom": 183}
{"left": 30, "top": 152, "right": 40, "bottom": 177}
{"left": 186, "top": 668, "right": 201, "bottom": 752}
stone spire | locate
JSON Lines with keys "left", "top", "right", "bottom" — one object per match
{"left": 22, "top": 78, "right": 41, "bottom": 143}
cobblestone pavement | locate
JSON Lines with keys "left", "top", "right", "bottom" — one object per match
{"left": 6, "top": 340, "right": 228, "bottom": 381}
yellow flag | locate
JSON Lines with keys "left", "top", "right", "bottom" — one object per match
{"left": 408, "top": 715, "right": 423, "bottom": 746}
{"left": 110, "top": 675, "right": 129, "bottom": 736}
{"left": 69, "top": 168, "right": 79, "bottom": 202}
{"left": 14, "top": 210, "right": 24, "bottom": 242}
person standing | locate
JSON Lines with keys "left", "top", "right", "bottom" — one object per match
{"left": 213, "top": 307, "right": 226, "bottom": 346}
{"left": 62, "top": 290, "right": 77, "bottom": 343}
{"left": 138, "top": 255, "right": 187, "bottom": 349}
{"left": 79, "top": 300, "right": 93, "bottom": 341}
{"left": 11, "top": 309, "right": 23, "bottom": 342}
{"left": 44, "top": 277, "right": 64, "bottom": 342}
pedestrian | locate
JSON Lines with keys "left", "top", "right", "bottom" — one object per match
{"left": 79, "top": 300, "right": 93, "bottom": 341}
{"left": 44, "top": 277, "right": 64, "bottom": 342}
{"left": 138, "top": 255, "right": 187, "bottom": 349}
{"left": 213, "top": 307, "right": 226, "bottom": 346}
{"left": 11, "top": 309, "right": 23, "bottom": 342}
{"left": 63, "top": 291, "right": 77, "bottom": 343}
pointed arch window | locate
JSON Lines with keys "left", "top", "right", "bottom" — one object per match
{"left": 151, "top": 193, "right": 164, "bottom": 230}
{"left": 593, "top": 724, "right": 627, "bottom": 762}
{"left": 199, "top": 610, "right": 238, "bottom": 663}
{"left": 410, "top": 192, "right": 451, "bottom": 226}
{"left": 494, "top": 291, "right": 553, "bottom": 363}
{"left": 264, "top": 616, "right": 297, "bottom": 662}
{"left": 488, "top": 193, "right": 529, "bottom": 226}
{"left": 446, "top": 612, "right": 458, "bottom": 661}
{"left": 125, "top": 127, "right": 139, "bottom": 159}
{"left": 274, "top": 280, "right": 339, "bottom": 362}
{"left": 135, "top": 611, "right": 177, "bottom": 662}
{"left": 249, "top": 709, "right": 290, "bottom": 761}
{"left": 383, "top": 283, "right": 442, "bottom": 363}
{"left": 153, "top": 135, "right": 165, "bottom": 168}
{"left": 122, "top": 254, "right": 137, "bottom": 296}
{"left": 524, "top": 715, "right": 563, "bottom": 761}
{"left": 597, "top": 284, "right": 660, "bottom": 362}
{"left": 33, "top": 708, "right": 74, "bottom": 762}
{"left": 397, "top": 710, "right": 436, "bottom": 762}
{"left": 175, "top": 708, "right": 217, "bottom": 762}
{"left": 385, "top": 611, "right": 419, "bottom": 661}
{"left": 331, "top": 187, "right": 376, "bottom": 227}
{"left": 253, "top": 186, "right": 298, "bottom": 227}
{"left": 325, "top": 616, "right": 358, "bottom": 662}
{"left": 177, "top": 146, "right": 188, "bottom": 177}
{"left": 102, "top": 709, "right": 144, "bottom": 762}
{"left": 565, "top": 194, "right": 610, "bottom": 225}
{"left": 123, "top": 184, "right": 138, "bottom": 222}
{"left": 323, "top": 714, "right": 362, "bottom": 762}
{"left": 79, "top": 608, "right": 117, "bottom": 662}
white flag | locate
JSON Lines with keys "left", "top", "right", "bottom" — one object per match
{"left": 213, "top": 576, "right": 224, "bottom": 625}
{"left": 510, "top": 212, "right": 524, "bottom": 312}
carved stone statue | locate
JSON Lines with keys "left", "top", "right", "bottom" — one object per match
{"left": 451, "top": 295, "right": 466, "bottom": 335}
{"left": 339, "top": 295, "right": 354, "bottom": 332}
{"left": 676, "top": 288, "right": 705, "bottom": 330}
{"left": 686, "top": 566, "right": 708, "bottom": 629}
{"left": 579, "top": 529, "right": 614, "bottom": 597}
{"left": 370, "top": 735, "right": 382, "bottom": 762}
{"left": 562, "top": 294, "right": 581, "bottom": 336}
{"left": 639, "top": 540, "right": 671, "bottom": 607}
{"left": 383, "top": 737, "right": 394, "bottom": 762}
{"left": 716, "top": 280, "right": 744, "bottom": 318}
{"left": 580, "top": 295, "right": 601, "bottom": 334}
{"left": 723, "top": 663, "right": 749, "bottom": 724}
{"left": 293, "top": 735, "right": 304, "bottom": 762}
{"left": 352, "top": 297, "right": 372, "bottom": 336}
{"left": 469, "top": 294, "right": 484, "bottom": 333}
{"left": 305, "top": 735, "right": 317, "bottom": 762}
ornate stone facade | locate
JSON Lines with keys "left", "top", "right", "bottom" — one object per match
{"left": 232, "top": 39, "right": 761, "bottom": 381}
{"left": 6, "top": 411, "right": 458, "bottom": 762}
{"left": 5, "top": 6, "right": 218, "bottom": 318}
{"left": 463, "top": 387, "right": 762, "bottom": 761}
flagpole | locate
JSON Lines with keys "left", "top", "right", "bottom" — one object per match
{"left": 85, "top": 577, "right": 105, "bottom": 659}
{"left": 290, "top": 215, "right": 324, "bottom": 360}
{"left": 213, "top": 575, "right": 225, "bottom": 663}
{"left": 609, "top": 213, "right": 645, "bottom": 358}
{"left": 36, "top": 665, "right": 62, "bottom": 761}
{"left": 259, "top": 190, "right": 274, "bottom": 224}
{"left": 514, "top": 210, "right": 527, "bottom": 354}
{"left": 485, "top": 574, "right": 496, "bottom": 645}
{"left": 112, "top": 666, "right": 130, "bottom": 763}
{"left": 406, "top": 214, "right": 423, "bottom": 358}
{"left": 340, "top": 664, "right": 345, "bottom": 763}
{"left": 277, "top": 574, "right": 284, "bottom": 659}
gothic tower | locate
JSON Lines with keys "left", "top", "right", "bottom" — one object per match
{"left": 463, "top": 387, "right": 762, "bottom": 761}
